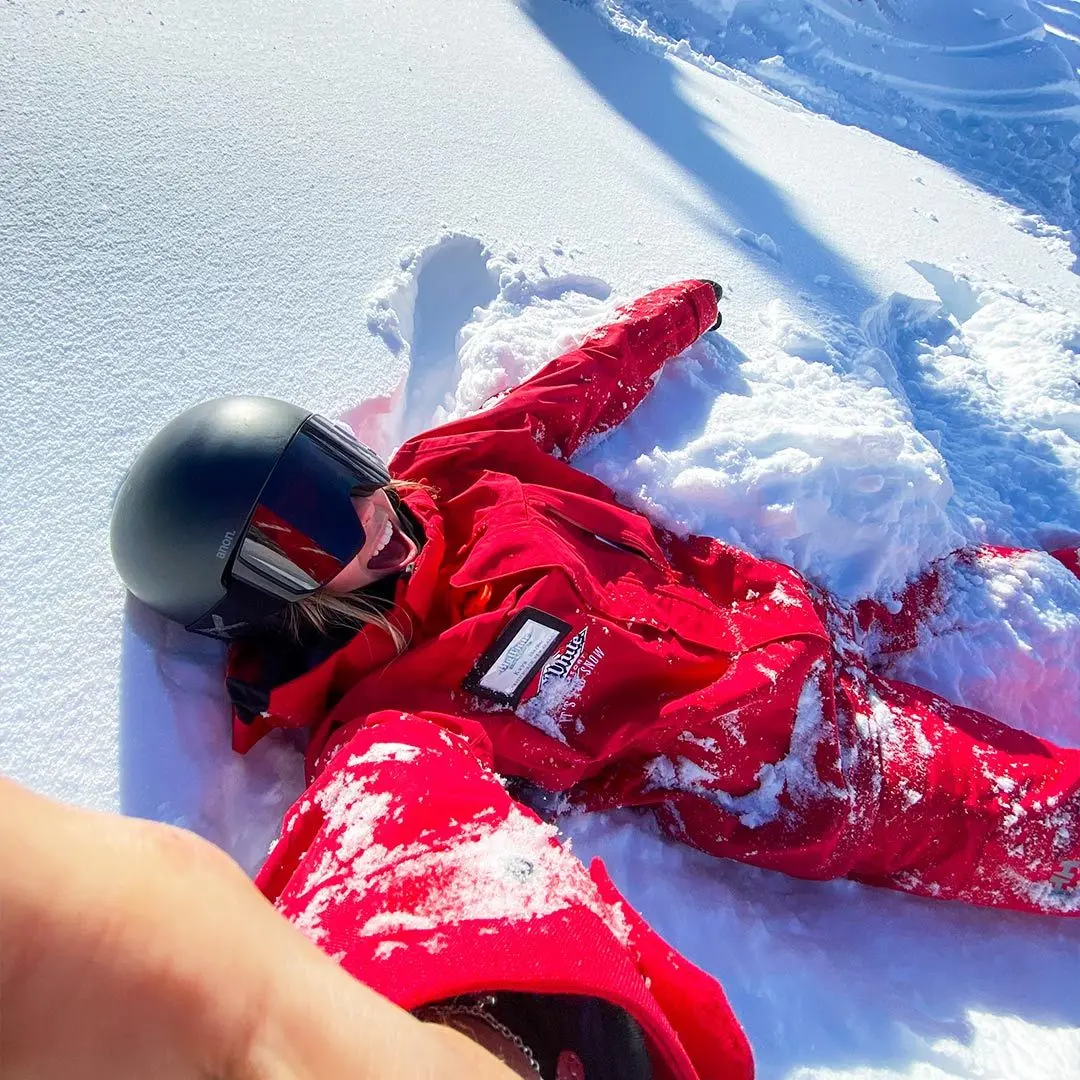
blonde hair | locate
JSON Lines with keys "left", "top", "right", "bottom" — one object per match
{"left": 275, "top": 479, "right": 427, "bottom": 653}
{"left": 279, "top": 587, "right": 410, "bottom": 652}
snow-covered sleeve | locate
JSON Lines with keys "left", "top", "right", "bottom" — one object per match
{"left": 391, "top": 280, "right": 718, "bottom": 470}
{"left": 255, "top": 709, "right": 752, "bottom": 1079}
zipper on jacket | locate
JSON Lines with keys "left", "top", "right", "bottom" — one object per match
{"left": 545, "top": 507, "right": 661, "bottom": 570}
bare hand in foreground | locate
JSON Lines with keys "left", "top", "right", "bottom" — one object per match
{"left": 0, "top": 776, "right": 520, "bottom": 1080}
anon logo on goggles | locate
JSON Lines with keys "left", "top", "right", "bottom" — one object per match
{"left": 186, "top": 414, "right": 390, "bottom": 639}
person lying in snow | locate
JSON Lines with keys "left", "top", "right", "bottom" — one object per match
{"left": 111, "top": 280, "right": 1079, "bottom": 1074}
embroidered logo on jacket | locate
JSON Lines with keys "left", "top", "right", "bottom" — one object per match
{"left": 517, "top": 627, "right": 608, "bottom": 744}
{"left": 537, "top": 628, "right": 588, "bottom": 695}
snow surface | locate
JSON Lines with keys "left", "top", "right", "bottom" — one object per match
{"left": 2, "top": 0, "right": 1080, "bottom": 1076}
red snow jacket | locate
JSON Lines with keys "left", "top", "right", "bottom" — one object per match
{"left": 230, "top": 279, "right": 1080, "bottom": 917}
{"left": 257, "top": 711, "right": 753, "bottom": 1080}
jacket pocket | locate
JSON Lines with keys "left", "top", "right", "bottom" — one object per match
{"left": 539, "top": 505, "right": 746, "bottom": 654}
{"left": 542, "top": 505, "right": 664, "bottom": 573}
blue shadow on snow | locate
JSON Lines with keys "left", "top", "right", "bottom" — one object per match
{"left": 518, "top": 0, "right": 877, "bottom": 321}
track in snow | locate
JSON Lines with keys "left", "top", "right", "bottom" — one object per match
{"left": 586, "top": 0, "right": 1080, "bottom": 265}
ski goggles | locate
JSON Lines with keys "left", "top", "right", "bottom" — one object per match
{"left": 187, "top": 415, "right": 390, "bottom": 639}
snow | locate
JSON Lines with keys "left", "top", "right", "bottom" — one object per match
{"left": 288, "top": 751, "right": 632, "bottom": 949}
{"left": 644, "top": 661, "right": 845, "bottom": 828}
{"left": 877, "top": 548, "right": 1080, "bottom": 747}
{"left": 3, "top": 0, "right": 1080, "bottom": 1077}
{"left": 595, "top": 0, "right": 1080, "bottom": 263}
{"left": 562, "top": 807, "right": 1080, "bottom": 1080}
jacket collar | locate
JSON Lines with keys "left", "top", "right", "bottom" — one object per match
{"left": 395, "top": 486, "right": 446, "bottom": 629}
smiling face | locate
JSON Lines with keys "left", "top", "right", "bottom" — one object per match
{"left": 323, "top": 487, "right": 419, "bottom": 594}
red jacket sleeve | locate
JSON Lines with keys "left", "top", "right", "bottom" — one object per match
{"left": 392, "top": 280, "right": 718, "bottom": 471}
{"left": 257, "top": 710, "right": 753, "bottom": 1079}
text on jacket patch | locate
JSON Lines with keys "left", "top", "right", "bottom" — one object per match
{"left": 515, "top": 625, "right": 608, "bottom": 743}
{"left": 480, "top": 621, "right": 562, "bottom": 696}
{"left": 538, "top": 629, "right": 588, "bottom": 694}
{"left": 532, "top": 628, "right": 606, "bottom": 705}
{"left": 464, "top": 608, "right": 574, "bottom": 707}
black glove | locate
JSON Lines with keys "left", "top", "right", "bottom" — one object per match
{"left": 702, "top": 279, "right": 723, "bottom": 330}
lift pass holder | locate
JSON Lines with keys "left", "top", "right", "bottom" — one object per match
{"left": 464, "top": 607, "right": 572, "bottom": 708}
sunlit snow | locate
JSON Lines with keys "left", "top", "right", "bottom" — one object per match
{"left": 3, "top": 0, "right": 1079, "bottom": 1077}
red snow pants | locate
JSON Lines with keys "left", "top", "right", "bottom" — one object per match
{"left": 582, "top": 548, "right": 1080, "bottom": 918}
{"left": 846, "top": 548, "right": 1080, "bottom": 913}
{"left": 845, "top": 668, "right": 1080, "bottom": 910}
{"left": 256, "top": 712, "right": 754, "bottom": 1080}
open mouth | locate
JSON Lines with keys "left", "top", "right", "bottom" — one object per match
{"left": 366, "top": 516, "right": 413, "bottom": 572}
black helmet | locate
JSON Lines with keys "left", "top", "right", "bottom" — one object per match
{"left": 110, "top": 396, "right": 390, "bottom": 640}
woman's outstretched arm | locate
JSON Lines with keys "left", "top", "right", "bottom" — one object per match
{"left": 391, "top": 279, "right": 720, "bottom": 474}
